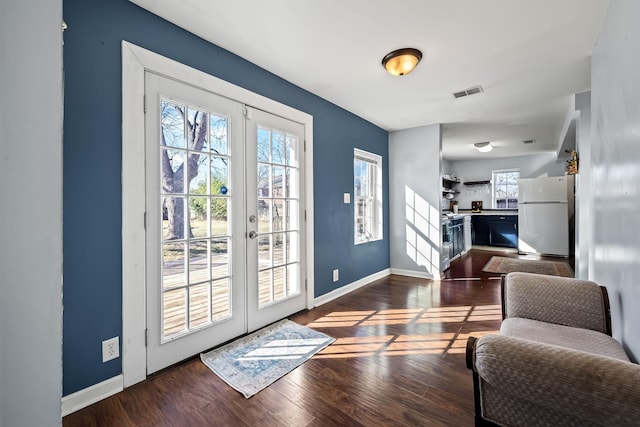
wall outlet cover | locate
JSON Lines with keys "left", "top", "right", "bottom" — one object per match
{"left": 102, "top": 337, "right": 120, "bottom": 362}
{"left": 333, "top": 269, "right": 339, "bottom": 282}
{"left": 343, "top": 193, "right": 351, "bottom": 204}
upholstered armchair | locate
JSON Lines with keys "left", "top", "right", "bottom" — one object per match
{"left": 466, "top": 272, "right": 640, "bottom": 426}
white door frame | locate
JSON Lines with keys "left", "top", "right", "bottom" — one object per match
{"left": 121, "top": 41, "right": 314, "bottom": 387}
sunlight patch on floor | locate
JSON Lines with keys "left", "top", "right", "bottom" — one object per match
{"left": 307, "top": 305, "right": 501, "bottom": 358}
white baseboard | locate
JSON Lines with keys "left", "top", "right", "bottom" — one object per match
{"left": 389, "top": 268, "right": 435, "bottom": 279}
{"left": 61, "top": 374, "right": 124, "bottom": 417}
{"left": 314, "top": 268, "right": 391, "bottom": 307}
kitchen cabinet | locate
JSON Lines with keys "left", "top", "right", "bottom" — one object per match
{"left": 449, "top": 217, "right": 465, "bottom": 259}
{"left": 488, "top": 215, "right": 518, "bottom": 247}
{"left": 472, "top": 215, "right": 518, "bottom": 248}
{"left": 471, "top": 216, "right": 489, "bottom": 245}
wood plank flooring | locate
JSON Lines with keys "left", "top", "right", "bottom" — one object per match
{"left": 63, "top": 249, "right": 536, "bottom": 427}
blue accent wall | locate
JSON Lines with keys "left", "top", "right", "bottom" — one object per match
{"left": 63, "top": 0, "right": 389, "bottom": 395}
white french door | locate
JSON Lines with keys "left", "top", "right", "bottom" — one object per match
{"left": 245, "top": 107, "right": 307, "bottom": 331}
{"left": 144, "top": 72, "right": 306, "bottom": 374}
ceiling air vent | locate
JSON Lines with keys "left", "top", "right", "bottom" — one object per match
{"left": 452, "top": 85, "right": 484, "bottom": 98}
{"left": 522, "top": 139, "right": 536, "bottom": 144}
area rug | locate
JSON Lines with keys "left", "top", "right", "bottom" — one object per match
{"left": 482, "top": 256, "right": 573, "bottom": 278}
{"left": 200, "top": 319, "right": 334, "bottom": 398}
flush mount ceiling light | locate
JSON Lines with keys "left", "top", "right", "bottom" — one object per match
{"left": 382, "top": 48, "right": 422, "bottom": 76}
{"left": 474, "top": 141, "right": 493, "bottom": 153}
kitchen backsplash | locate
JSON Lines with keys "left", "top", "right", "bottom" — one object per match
{"left": 455, "top": 182, "right": 492, "bottom": 210}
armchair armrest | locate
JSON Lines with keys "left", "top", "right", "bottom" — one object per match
{"left": 473, "top": 334, "right": 640, "bottom": 426}
{"left": 502, "top": 272, "right": 611, "bottom": 334}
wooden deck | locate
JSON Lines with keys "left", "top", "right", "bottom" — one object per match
{"left": 162, "top": 245, "right": 296, "bottom": 338}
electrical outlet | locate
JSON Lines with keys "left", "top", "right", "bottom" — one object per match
{"left": 333, "top": 269, "right": 339, "bottom": 282}
{"left": 102, "top": 337, "right": 120, "bottom": 363}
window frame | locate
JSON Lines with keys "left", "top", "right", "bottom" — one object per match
{"left": 492, "top": 168, "right": 520, "bottom": 210}
{"left": 354, "top": 148, "right": 383, "bottom": 245}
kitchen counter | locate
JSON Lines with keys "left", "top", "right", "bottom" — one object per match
{"left": 444, "top": 210, "right": 518, "bottom": 216}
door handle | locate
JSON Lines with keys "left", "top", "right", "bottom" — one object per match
{"left": 248, "top": 230, "right": 259, "bottom": 239}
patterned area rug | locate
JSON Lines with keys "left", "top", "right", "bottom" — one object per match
{"left": 482, "top": 256, "right": 574, "bottom": 278}
{"left": 201, "top": 319, "right": 334, "bottom": 398}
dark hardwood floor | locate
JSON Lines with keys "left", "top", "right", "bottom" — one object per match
{"left": 63, "top": 249, "right": 532, "bottom": 427}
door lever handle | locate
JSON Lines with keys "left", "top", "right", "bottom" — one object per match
{"left": 248, "top": 230, "right": 259, "bottom": 239}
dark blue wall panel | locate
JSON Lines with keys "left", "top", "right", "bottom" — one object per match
{"left": 63, "top": 0, "right": 389, "bottom": 395}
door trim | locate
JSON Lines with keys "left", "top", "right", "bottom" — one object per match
{"left": 122, "top": 41, "right": 314, "bottom": 388}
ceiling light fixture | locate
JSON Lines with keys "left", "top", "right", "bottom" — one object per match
{"left": 382, "top": 48, "right": 422, "bottom": 76}
{"left": 474, "top": 142, "right": 493, "bottom": 152}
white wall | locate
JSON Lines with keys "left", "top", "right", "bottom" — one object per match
{"left": 389, "top": 124, "right": 442, "bottom": 276}
{"left": 591, "top": 0, "right": 640, "bottom": 362}
{"left": 575, "top": 91, "right": 592, "bottom": 279}
{"left": 0, "top": 0, "right": 64, "bottom": 425}
{"left": 449, "top": 153, "right": 565, "bottom": 210}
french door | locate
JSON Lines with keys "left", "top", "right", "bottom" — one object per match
{"left": 245, "top": 107, "right": 306, "bottom": 331}
{"left": 144, "top": 72, "right": 306, "bottom": 374}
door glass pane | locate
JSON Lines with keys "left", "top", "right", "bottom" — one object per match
{"left": 162, "top": 196, "right": 186, "bottom": 241}
{"left": 209, "top": 115, "right": 228, "bottom": 155}
{"left": 272, "top": 131, "right": 285, "bottom": 165}
{"left": 161, "top": 103, "right": 186, "bottom": 148}
{"left": 257, "top": 128, "right": 270, "bottom": 163}
{"left": 189, "top": 155, "right": 209, "bottom": 194}
{"left": 286, "top": 264, "right": 300, "bottom": 295}
{"left": 159, "top": 98, "right": 233, "bottom": 342}
{"left": 257, "top": 164, "right": 270, "bottom": 197}
{"left": 258, "top": 235, "right": 271, "bottom": 268}
{"left": 162, "top": 242, "right": 185, "bottom": 290}
{"left": 286, "top": 232, "right": 299, "bottom": 263}
{"left": 273, "top": 266, "right": 286, "bottom": 300}
{"left": 211, "top": 278, "right": 231, "bottom": 321}
{"left": 272, "top": 166, "right": 284, "bottom": 197}
{"left": 258, "top": 270, "right": 272, "bottom": 306}
{"left": 211, "top": 197, "right": 228, "bottom": 237}
{"left": 287, "top": 200, "right": 298, "bottom": 230}
{"left": 161, "top": 149, "right": 186, "bottom": 193}
{"left": 211, "top": 156, "right": 229, "bottom": 193}
{"left": 189, "top": 197, "right": 208, "bottom": 239}
{"left": 258, "top": 199, "right": 270, "bottom": 233}
{"left": 273, "top": 233, "right": 285, "bottom": 265}
{"left": 189, "top": 240, "right": 209, "bottom": 283}
{"left": 211, "top": 238, "right": 229, "bottom": 280}
{"left": 189, "top": 283, "right": 210, "bottom": 328}
{"left": 272, "top": 199, "right": 284, "bottom": 233}
{"left": 285, "top": 135, "right": 297, "bottom": 167}
{"left": 163, "top": 288, "right": 186, "bottom": 337}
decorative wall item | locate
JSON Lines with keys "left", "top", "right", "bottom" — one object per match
{"left": 565, "top": 150, "right": 578, "bottom": 175}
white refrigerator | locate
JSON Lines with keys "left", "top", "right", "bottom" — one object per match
{"left": 518, "top": 176, "right": 573, "bottom": 257}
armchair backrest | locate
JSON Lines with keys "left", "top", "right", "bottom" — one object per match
{"left": 501, "top": 272, "right": 611, "bottom": 335}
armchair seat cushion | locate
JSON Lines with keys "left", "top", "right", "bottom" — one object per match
{"left": 500, "top": 317, "right": 629, "bottom": 361}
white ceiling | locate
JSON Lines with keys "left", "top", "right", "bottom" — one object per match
{"left": 130, "top": 0, "right": 609, "bottom": 161}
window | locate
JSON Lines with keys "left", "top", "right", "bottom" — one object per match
{"left": 354, "top": 149, "right": 383, "bottom": 244}
{"left": 492, "top": 169, "right": 519, "bottom": 209}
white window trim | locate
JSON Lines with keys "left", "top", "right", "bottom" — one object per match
{"left": 121, "top": 41, "right": 314, "bottom": 387}
{"left": 492, "top": 168, "right": 520, "bottom": 210}
{"left": 354, "top": 148, "right": 383, "bottom": 245}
